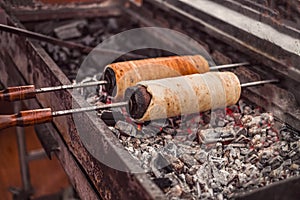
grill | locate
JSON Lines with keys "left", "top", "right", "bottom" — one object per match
{"left": 0, "top": 0, "right": 299, "bottom": 199}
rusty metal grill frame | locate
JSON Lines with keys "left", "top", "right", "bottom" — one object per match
{"left": 1, "top": 0, "right": 122, "bottom": 22}
{"left": 0, "top": 13, "right": 165, "bottom": 200}
{"left": 125, "top": 0, "right": 300, "bottom": 131}
{"left": 0, "top": 0, "right": 300, "bottom": 199}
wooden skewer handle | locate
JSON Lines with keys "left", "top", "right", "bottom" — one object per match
{"left": 0, "top": 108, "right": 53, "bottom": 131}
{"left": 0, "top": 85, "right": 36, "bottom": 101}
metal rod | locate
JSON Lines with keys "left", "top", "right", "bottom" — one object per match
{"left": 210, "top": 62, "right": 249, "bottom": 70}
{"left": 35, "top": 80, "right": 107, "bottom": 93}
{"left": 0, "top": 78, "right": 278, "bottom": 131}
{"left": 240, "top": 79, "right": 279, "bottom": 87}
{"left": 0, "top": 24, "right": 146, "bottom": 59}
{"left": 14, "top": 102, "right": 32, "bottom": 194}
{"left": 51, "top": 80, "right": 278, "bottom": 116}
{"left": 52, "top": 101, "right": 128, "bottom": 117}
{"left": 27, "top": 149, "right": 47, "bottom": 162}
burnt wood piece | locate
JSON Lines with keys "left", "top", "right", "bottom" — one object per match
{"left": 125, "top": 85, "right": 151, "bottom": 119}
{"left": 0, "top": 85, "right": 36, "bottom": 101}
{"left": 0, "top": 12, "right": 165, "bottom": 200}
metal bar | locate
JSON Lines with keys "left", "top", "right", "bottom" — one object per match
{"left": 52, "top": 101, "right": 128, "bottom": 117}
{"left": 14, "top": 101, "right": 32, "bottom": 195}
{"left": 0, "top": 0, "right": 122, "bottom": 22}
{"left": 0, "top": 24, "right": 146, "bottom": 59}
{"left": 0, "top": 33, "right": 163, "bottom": 199}
{"left": 143, "top": 0, "right": 300, "bottom": 99}
{"left": 35, "top": 80, "right": 107, "bottom": 93}
{"left": 240, "top": 79, "right": 279, "bottom": 88}
{"left": 210, "top": 62, "right": 249, "bottom": 70}
{"left": 34, "top": 124, "right": 60, "bottom": 159}
{"left": 0, "top": 25, "right": 165, "bottom": 198}
{"left": 35, "top": 123, "right": 102, "bottom": 200}
{"left": 27, "top": 149, "right": 48, "bottom": 162}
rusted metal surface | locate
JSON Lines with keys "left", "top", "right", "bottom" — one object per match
{"left": 126, "top": 0, "right": 300, "bottom": 130}
{"left": 1, "top": 0, "right": 122, "bottom": 22}
{"left": 210, "top": 0, "right": 300, "bottom": 39}
{"left": 35, "top": 123, "right": 101, "bottom": 200}
{"left": 234, "top": 175, "right": 300, "bottom": 200}
{"left": 234, "top": 66, "right": 300, "bottom": 131}
{"left": 146, "top": 0, "right": 300, "bottom": 81}
{"left": 124, "top": 1, "right": 300, "bottom": 198}
{"left": 0, "top": 12, "right": 165, "bottom": 200}
{"left": 0, "top": 0, "right": 300, "bottom": 199}
{"left": 0, "top": 24, "right": 145, "bottom": 58}
{"left": 0, "top": 45, "right": 100, "bottom": 200}
{"left": 34, "top": 123, "right": 59, "bottom": 159}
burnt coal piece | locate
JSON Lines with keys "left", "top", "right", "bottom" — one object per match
{"left": 31, "top": 12, "right": 300, "bottom": 198}
{"left": 110, "top": 100, "right": 300, "bottom": 199}
{"left": 30, "top": 17, "right": 141, "bottom": 80}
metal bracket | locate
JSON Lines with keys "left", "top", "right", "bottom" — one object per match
{"left": 34, "top": 124, "right": 60, "bottom": 159}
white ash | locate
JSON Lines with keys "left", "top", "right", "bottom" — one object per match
{"left": 78, "top": 78, "right": 300, "bottom": 199}
{"left": 113, "top": 102, "right": 300, "bottom": 199}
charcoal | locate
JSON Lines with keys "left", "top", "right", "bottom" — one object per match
{"left": 153, "top": 153, "right": 173, "bottom": 173}
{"left": 270, "top": 156, "right": 283, "bottom": 170}
{"left": 107, "top": 18, "right": 119, "bottom": 32}
{"left": 142, "top": 126, "right": 158, "bottom": 137}
{"left": 194, "top": 151, "right": 208, "bottom": 164}
{"left": 164, "top": 155, "right": 184, "bottom": 173}
{"left": 178, "top": 154, "right": 198, "bottom": 168}
{"left": 180, "top": 191, "right": 194, "bottom": 199}
{"left": 34, "top": 21, "right": 56, "bottom": 35}
{"left": 115, "top": 120, "right": 137, "bottom": 137}
{"left": 167, "top": 185, "right": 182, "bottom": 198}
{"left": 188, "top": 166, "right": 199, "bottom": 175}
{"left": 46, "top": 43, "right": 55, "bottom": 53}
{"left": 290, "top": 164, "right": 300, "bottom": 171}
{"left": 164, "top": 173, "right": 180, "bottom": 186}
{"left": 185, "top": 174, "right": 194, "bottom": 186}
{"left": 150, "top": 154, "right": 162, "bottom": 178}
{"left": 162, "top": 142, "right": 177, "bottom": 157}
{"left": 81, "top": 35, "right": 95, "bottom": 46}
{"left": 74, "top": 57, "right": 300, "bottom": 199}
{"left": 54, "top": 20, "right": 88, "bottom": 40}
{"left": 290, "top": 141, "right": 300, "bottom": 150}
{"left": 153, "top": 177, "right": 172, "bottom": 190}
{"left": 101, "top": 110, "right": 125, "bottom": 127}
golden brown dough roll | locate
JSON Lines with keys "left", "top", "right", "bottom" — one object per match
{"left": 125, "top": 72, "right": 241, "bottom": 122}
{"left": 102, "top": 55, "right": 209, "bottom": 101}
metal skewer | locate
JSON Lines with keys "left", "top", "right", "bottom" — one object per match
{"left": 0, "top": 62, "right": 249, "bottom": 102}
{"left": 210, "top": 62, "right": 249, "bottom": 70}
{"left": 58, "top": 79, "right": 277, "bottom": 117}
{"left": 0, "top": 24, "right": 146, "bottom": 59}
{"left": 0, "top": 81, "right": 107, "bottom": 101}
{"left": 52, "top": 102, "right": 128, "bottom": 117}
{"left": 240, "top": 79, "right": 278, "bottom": 87}
{"left": 35, "top": 81, "right": 107, "bottom": 93}
{"left": 0, "top": 79, "right": 278, "bottom": 131}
